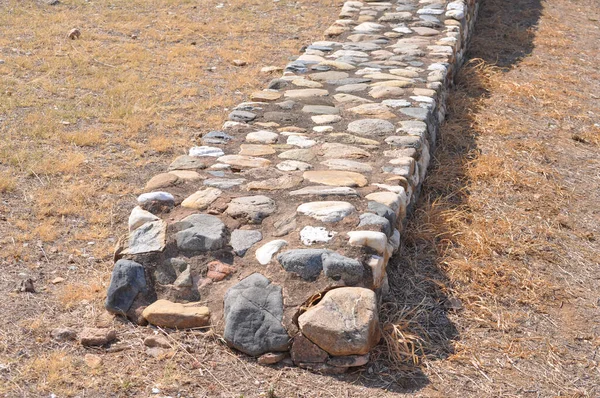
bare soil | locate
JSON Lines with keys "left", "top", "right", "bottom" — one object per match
{"left": 1, "top": 0, "right": 599, "bottom": 396}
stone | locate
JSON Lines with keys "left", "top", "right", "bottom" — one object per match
{"left": 367, "top": 255, "right": 386, "bottom": 288}
{"left": 327, "top": 354, "right": 369, "bottom": 367}
{"left": 276, "top": 160, "right": 312, "bottom": 172}
{"left": 297, "top": 201, "right": 355, "bottom": 222}
{"left": 333, "top": 93, "right": 372, "bottom": 104}
{"left": 300, "top": 226, "right": 336, "bottom": 245}
{"left": 144, "top": 335, "right": 171, "bottom": 349}
{"left": 290, "top": 186, "right": 358, "bottom": 197}
{"left": 400, "top": 107, "right": 430, "bottom": 120}
{"left": 353, "top": 22, "right": 385, "bottom": 33}
{"left": 327, "top": 133, "right": 379, "bottom": 146}
{"left": 347, "top": 119, "right": 395, "bottom": 136}
{"left": 137, "top": 191, "right": 174, "bottom": 207}
{"left": 239, "top": 144, "right": 276, "bottom": 156}
{"left": 334, "top": 83, "right": 369, "bottom": 93}
{"left": 278, "top": 149, "right": 315, "bottom": 162}
{"left": 226, "top": 196, "right": 276, "bottom": 224}
{"left": 348, "top": 103, "right": 396, "bottom": 119}
{"left": 385, "top": 135, "right": 422, "bottom": 149}
{"left": 365, "top": 191, "right": 405, "bottom": 214}
{"left": 298, "top": 287, "right": 380, "bottom": 356}
{"left": 174, "top": 265, "right": 193, "bottom": 287}
{"left": 142, "top": 300, "right": 211, "bottom": 329}
{"left": 122, "top": 219, "right": 167, "bottom": 255}
{"left": 105, "top": 259, "right": 147, "bottom": 315}
{"left": 229, "top": 110, "right": 256, "bottom": 123}
{"left": 322, "top": 252, "right": 363, "bottom": 285}
{"left": 224, "top": 273, "right": 290, "bottom": 356}
{"left": 277, "top": 249, "right": 328, "bottom": 280}
{"left": 174, "top": 214, "right": 227, "bottom": 251}
{"left": 292, "top": 79, "right": 323, "bottom": 88}
{"left": 286, "top": 135, "right": 317, "bottom": 148}
{"left": 145, "top": 173, "right": 179, "bottom": 190}
{"left": 312, "top": 114, "right": 342, "bottom": 124}
{"left": 284, "top": 89, "right": 329, "bottom": 99}
{"left": 251, "top": 91, "right": 281, "bottom": 101}
{"left": 168, "top": 155, "right": 206, "bottom": 171}
{"left": 181, "top": 188, "right": 222, "bottom": 210}
{"left": 80, "top": 328, "right": 117, "bottom": 346}
{"left": 202, "top": 130, "right": 233, "bottom": 145}
{"left": 258, "top": 352, "right": 288, "bottom": 365}
{"left": 303, "top": 170, "right": 368, "bottom": 187}
{"left": 230, "top": 229, "right": 262, "bottom": 256}
{"left": 321, "top": 143, "right": 370, "bottom": 159}
{"left": 207, "top": 260, "right": 235, "bottom": 282}
{"left": 382, "top": 99, "right": 411, "bottom": 108}
{"left": 169, "top": 170, "right": 202, "bottom": 182}
{"left": 301, "top": 105, "right": 339, "bottom": 115}
{"left": 347, "top": 231, "right": 388, "bottom": 254}
{"left": 369, "top": 86, "right": 406, "bottom": 99}
{"left": 51, "top": 328, "right": 77, "bottom": 342}
{"left": 358, "top": 213, "right": 392, "bottom": 236}
{"left": 204, "top": 178, "right": 246, "bottom": 189}
{"left": 379, "top": 12, "right": 412, "bottom": 22}
{"left": 291, "top": 334, "right": 328, "bottom": 364}
{"left": 128, "top": 206, "right": 159, "bottom": 231}
{"left": 255, "top": 240, "right": 288, "bottom": 265}
{"left": 247, "top": 174, "right": 303, "bottom": 191}
{"left": 321, "top": 159, "right": 373, "bottom": 173}
{"left": 246, "top": 130, "right": 279, "bottom": 144}
{"left": 217, "top": 155, "right": 271, "bottom": 169}
{"left": 318, "top": 60, "right": 356, "bottom": 70}
{"left": 368, "top": 201, "right": 397, "bottom": 227}
{"left": 189, "top": 146, "right": 225, "bottom": 157}
{"left": 309, "top": 71, "right": 349, "bottom": 81}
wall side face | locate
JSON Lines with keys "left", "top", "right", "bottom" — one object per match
{"left": 107, "top": 0, "right": 478, "bottom": 372}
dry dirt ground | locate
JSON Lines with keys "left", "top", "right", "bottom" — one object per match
{"left": 1, "top": 0, "right": 599, "bottom": 396}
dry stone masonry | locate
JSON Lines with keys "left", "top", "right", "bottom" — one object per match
{"left": 106, "top": 0, "right": 478, "bottom": 373}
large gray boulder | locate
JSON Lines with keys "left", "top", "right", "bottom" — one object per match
{"left": 174, "top": 214, "right": 227, "bottom": 252}
{"left": 223, "top": 273, "right": 290, "bottom": 356}
{"left": 105, "top": 259, "right": 147, "bottom": 315}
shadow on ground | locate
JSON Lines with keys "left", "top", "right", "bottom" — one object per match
{"left": 340, "top": 0, "right": 544, "bottom": 392}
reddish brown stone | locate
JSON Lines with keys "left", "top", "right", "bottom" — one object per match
{"left": 291, "top": 334, "right": 328, "bottom": 364}
{"left": 207, "top": 261, "right": 235, "bottom": 282}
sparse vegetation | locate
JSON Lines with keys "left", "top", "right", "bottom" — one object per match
{"left": 0, "top": 0, "right": 599, "bottom": 396}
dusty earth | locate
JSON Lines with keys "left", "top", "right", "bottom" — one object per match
{"left": 1, "top": 0, "right": 599, "bottom": 396}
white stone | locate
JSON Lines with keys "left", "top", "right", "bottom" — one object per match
{"left": 287, "top": 135, "right": 317, "bottom": 148}
{"left": 297, "top": 201, "right": 355, "bottom": 223}
{"left": 300, "top": 226, "right": 336, "bottom": 246}
{"left": 189, "top": 146, "right": 224, "bottom": 157}
{"left": 311, "top": 115, "right": 342, "bottom": 124}
{"left": 128, "top": 206, "right": 159, "bottom": 231}
{"left": 367, "top": 255, "right": 386, "bottom": 288}
{"left": 137, "top": 191, "right": 175, "bottom": 205}
{"left": 255, "top": 240, "right": 288, "bottom": 265}
{"left": 365, "top": 191, "right": 403, "bottom": 214}
{"left": 313, "top": 126, "right": 334, "bottom": 133}
{"left": 246, "top": 130, "right": 279, "bottom": 144}
{"left": 353, "top": 22, "right": 385, "bottom": 33}
{"left": 276, "top": 160, "right": 313, "bottom": 171}
{"left": 347, "top": 231, "right": 388, "bottom": 254}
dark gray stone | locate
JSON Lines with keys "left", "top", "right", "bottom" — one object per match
{"left": 358, "top": 213, "right": 392, "bottom": 236}
{"left": 228, "top": 110, "right": 256, "bottom": 123}
{"left": 384, "top": 135, "right": 422, "bottom": 149}
{"left": 203, "top": 131, "right": 233, "bottom": 145}
{"left": 277, "top": 249, "right": 330, "bottom": 280}
{"left": 268, "top": 79, "right": 289, "bottom": 90}
{"left": 230, "top": 229, "right": 263, "bottom": 256}
{"left": 367, "top": 201, "right": 397, "bottom": 227}
{"left": 224, "top": 273, "right": 290, "bottom": 356}
{"left": 174, "top": 214, "right": 227, "bottom": 252}
{"left": 105, "top": 259, "right": 147, "bottom": 315}
{"left": 322, "top": 252, "right": 364, "bottom": 285}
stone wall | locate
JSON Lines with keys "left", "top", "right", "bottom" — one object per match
{"left": 105, "top": 0, "right": 478, "bottom": 373}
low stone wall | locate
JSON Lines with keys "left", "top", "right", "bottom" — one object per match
{"left": 105, "top": 0, "right": 478, "bottom": 372}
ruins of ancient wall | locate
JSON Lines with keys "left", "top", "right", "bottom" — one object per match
{"left": 105, "top": 0, "right": 478, "bottom": 372}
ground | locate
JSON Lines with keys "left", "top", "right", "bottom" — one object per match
{"left": 0, "top": 0, "right": 599, "bottom": 396}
